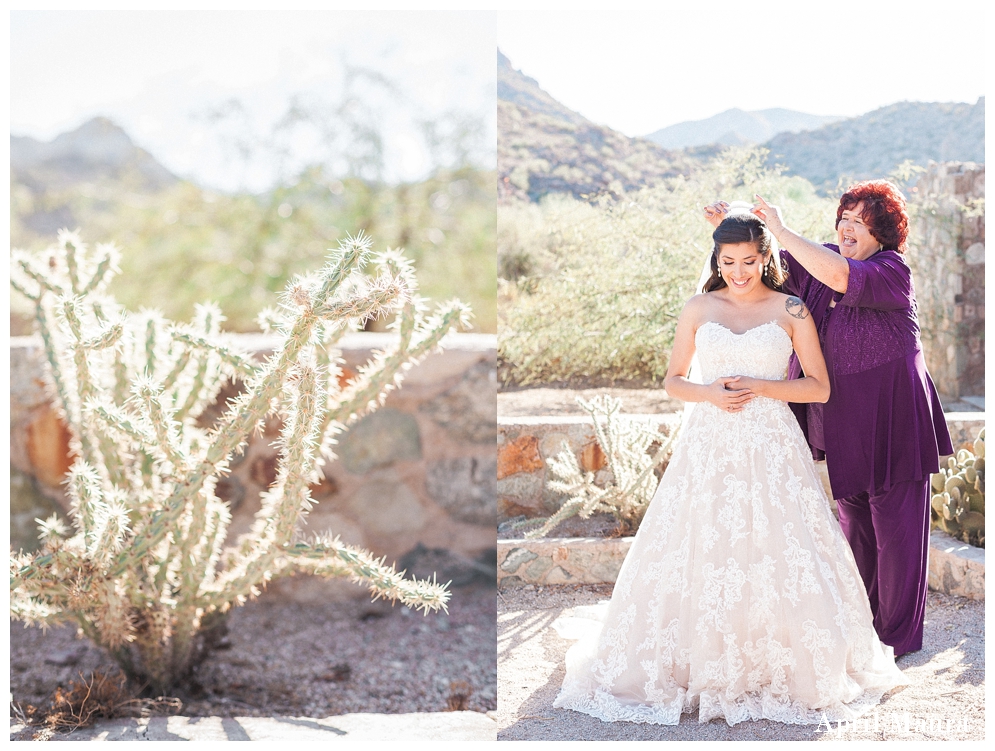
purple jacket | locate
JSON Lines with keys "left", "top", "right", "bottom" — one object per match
{"left": 781, "top": 244, "right": 953, "bottom": 499}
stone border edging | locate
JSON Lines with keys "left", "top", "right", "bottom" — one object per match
{"left": 498, "top": 533, "right": 984, "bottom": 600}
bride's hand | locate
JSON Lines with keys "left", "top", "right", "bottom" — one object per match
{"left": 753, "top": 195, "right": 786, "bottom": 240}
{"left": 730, "top": 376, "right": 766, "bottom": 397}
{"left": 706, "top": 376, "right": 754, "bottom": 412}
{"left": 703, "top": 201, "right": 729, "bottom": 229}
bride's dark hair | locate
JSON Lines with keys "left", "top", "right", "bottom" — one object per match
{"left": 702, "top": 212, "right": 786, "bottom": 293}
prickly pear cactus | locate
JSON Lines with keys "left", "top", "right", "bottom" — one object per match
{"left": 930, "top": 427, "right": 985, "bottom": 548}
{"left": 9, "top": 230, "right": 471, "bottom": 694}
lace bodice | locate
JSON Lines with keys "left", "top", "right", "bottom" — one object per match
{"left": 695, "top": 320, "right": 793, "bottom": 382}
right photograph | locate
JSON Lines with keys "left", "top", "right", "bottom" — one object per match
{"left": 495, "top": 8, "right": 984, "bottom": 743}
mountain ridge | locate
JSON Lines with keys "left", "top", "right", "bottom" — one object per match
{"left": 12, "top": 117, "right": 178, "bottom": 192}
{"left": 497, "top": 50, "right": 699, "bottom": 203}
{"left": 766, "top": 97, "right": 985, "bottom": 189}
{"left": 645, "top": 107, "right": 843, "bottom": 149}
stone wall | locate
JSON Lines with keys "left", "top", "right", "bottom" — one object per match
{"left": 497, "top": 414, "right": 680, "bottom": 520}
{"left": 908, "top": 162, "right": 985, "bottom": 399}
{"left": 497, "top": 413, "right": 984, "bottom": 525}
{"left": 10, "top": 332, "right": 497, "bottom": 601}
{"left": 497, "top": 534, "right": 984, "bottom": 599}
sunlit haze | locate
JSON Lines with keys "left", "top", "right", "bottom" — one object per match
{"left": 12, "top": 10, "right": 496, "bottom": 192}
{"left": 498, "top": 5, "right": 986, "bottom": 136}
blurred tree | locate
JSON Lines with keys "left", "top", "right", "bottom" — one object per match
{"left": 10, "top": 64, "right": 496, "bottom": 335}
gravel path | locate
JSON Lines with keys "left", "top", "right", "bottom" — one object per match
{"left": 497, "top": 584, "right": 984, "bottom": 741}
{"left": 10, "top": 580, "right": 496, "bottom": 726}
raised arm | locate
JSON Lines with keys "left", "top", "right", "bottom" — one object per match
{"left": 663, "top": 297, "right": 755, "bottom": 412}
{"left": 732, "top": 297, "right": 830, "bottom": 404}
{"left": 753, "top": 195, "right": 850, "bottom": 294}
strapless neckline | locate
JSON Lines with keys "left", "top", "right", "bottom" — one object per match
{"left": 698, "top": 320, "right": 789, "bottom": 341}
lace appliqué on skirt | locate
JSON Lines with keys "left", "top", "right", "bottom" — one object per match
{"left": 552, "top": 321, "right": 906, "bottom": 726}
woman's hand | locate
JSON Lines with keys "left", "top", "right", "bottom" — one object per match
{"left": 753, "top": 195, "right": 786, "bottom": 241}
{"left": 705, "top": 376, "right": 754, "bottom": 412}
{"left": 753, "top": 195, "right": 786, "bottom": 240}
{"left": 703, "top": 201, "right": 729, "bottom": 229}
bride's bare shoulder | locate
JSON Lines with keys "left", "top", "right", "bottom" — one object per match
{"left": 677, "top": 293, "right": 721, "bottom": 334}
{"left": 680, "top": 293, "right": 713, "bottom": 318}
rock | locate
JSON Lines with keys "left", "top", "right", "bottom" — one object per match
{"left": 348, "top": 472, "right": 425, "bottom": 536}
{"left": 500, "top": 547, "right": 537, "bottom": 573}
{"left": 497, "top": 498, "right": 541, "bottom": 519}
{"left": 308, "top": 474, "right": 339, "bottom": 499}
{"left": 397, "top": 543, "right": 495, "bottom": 587}
{"left": 580, "top": 441, "right": 607, "bottom": 472}
{"left": 497, "top": 435, "right": 543, "bottom": 479}
{"left": 497, "top": 473, "right": 544, "bottom": 511}
{"left": 250, "top": 454, "right": 278, "bottom": 488}
{"left": 10, "top": 468, "right": 65, "bottom": 553}
{"left": 525, "top": 557, "right": 553, "bottom": 580}
{"left": 425, "top": 456, "right": 496, "bottom": 526}
{"left": 44, "top": 648, "right": 85, "bottom": 666}
{"left": 26, "top": 406, "right": 74, "bottom": 489}
{"left": 337, "top": 408, "right": 422, "bottom": 475}
{"left": 538, "top": 431, "right": 573, "bottom": 460}
{"left": 215, "top": 475, "right": 246, "bottom": 511}
{"left": 965, "top": 242, "right": 985, "bottom": 265}
{"left": 419, "top": 360, "right": 496, "bottom": 444}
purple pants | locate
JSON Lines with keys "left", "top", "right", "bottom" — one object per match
{"left": 836, "top": 478, "right": 931, "bottom": 657}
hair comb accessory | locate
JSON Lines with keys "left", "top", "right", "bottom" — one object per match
{"left": 726, "top": 200, "right": 754, "bottom": 216}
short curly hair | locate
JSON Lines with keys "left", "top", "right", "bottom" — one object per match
{"left": 836, "top": 180, "right": 909, "bottom": 253}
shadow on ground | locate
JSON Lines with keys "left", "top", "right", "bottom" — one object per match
{"left": 497, "top": 585, "right": 984, "bottom": 742}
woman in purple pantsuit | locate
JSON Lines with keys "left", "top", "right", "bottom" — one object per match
{"left": 705, "top": 182, "right": 952, "bottom": 657}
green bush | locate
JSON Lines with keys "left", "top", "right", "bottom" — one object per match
{"left": 11, "top": 168, "right": 496, "bottom": 335}
{"left": 498, "top": 148, "right": 837, "bottom": 386}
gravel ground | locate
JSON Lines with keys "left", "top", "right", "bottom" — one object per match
{"left": 9, "top": 580, "right": 496, "bottom": 724}
{"left": 497, "top": 584, "right": 985, "bottom": 742}
{"left": 498, "top": 387, "right": 680, "bottom": 417}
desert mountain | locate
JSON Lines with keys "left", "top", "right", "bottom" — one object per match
{"left": 645, "top": 108, "right": 842, "bottom": 150}
{"left": 766, "top": 98, "right": 985, "bottom": 189}
{"left": 11, "top": 117, "right": 179, "bottom": 236}
{"left": 498, "top": 49, "right": 588, "bottom": 127}
{"left": 11, "top": 117, "right": 177, "bottom": 193}
{"left": 498, "top": 50, "right": 697, "bottom": 203}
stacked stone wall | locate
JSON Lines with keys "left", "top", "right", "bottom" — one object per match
{"left": 908, "top": 161, "right": 985, "bottom": 398}
{"left": 10, "top": 332, "right": 496, "bottom": 601}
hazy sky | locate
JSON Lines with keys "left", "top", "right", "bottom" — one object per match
{"left": 11, "top": 10, "right": 496, "bottom": 191}
{"left": 498, "top": 5, "right": 987, "bottom": 136}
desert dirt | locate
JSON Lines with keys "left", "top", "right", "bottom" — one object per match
{"left": 497, "top": 584, "right": 984, "bottom": 742}
{"left": 9, "top": 578, "right": 496, "bottom": 737}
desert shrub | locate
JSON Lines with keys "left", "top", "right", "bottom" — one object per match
{"left": 10, "top": 168, "right": 496, "bottom": 335}
{"left": 498, "top": 148, "right": 837, "bottom": 385}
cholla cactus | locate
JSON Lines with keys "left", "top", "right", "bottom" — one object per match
{"left": 523, "top": 395, "right": 679, "bottom": 539}
{"left": 930, "top": 427, "right": 985, "bottom": 548}
{"left": 10, "top": 229, "right": 471, "bottom": 694}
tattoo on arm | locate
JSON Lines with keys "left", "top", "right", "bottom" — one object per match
{"left": 786, "top": 296, "right": 808, "bottom": 320}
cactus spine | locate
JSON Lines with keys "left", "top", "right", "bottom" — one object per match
{"left": 10, "top": 230, "right": 471, "bottom": 694}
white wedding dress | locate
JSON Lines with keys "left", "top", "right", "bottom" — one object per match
{"left": 553, "top": 321, "right": 906, "bottom": 726}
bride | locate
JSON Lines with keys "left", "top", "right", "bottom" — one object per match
{"left": 553, "top": 209, "right": 906, "bottom": 726}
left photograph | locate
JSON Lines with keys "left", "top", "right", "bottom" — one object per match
{"left": 9, "top": 10, "right": 497, "bottom": 742}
